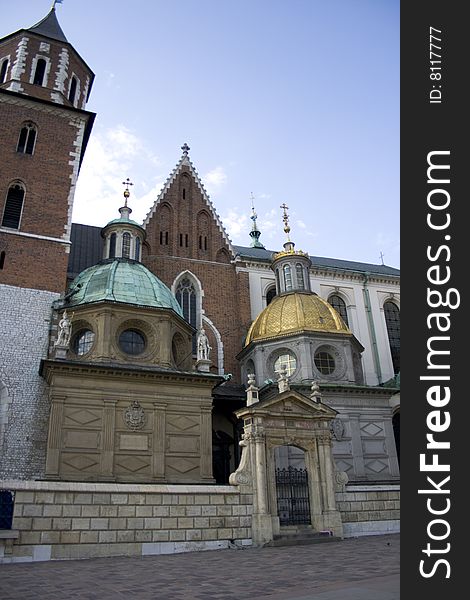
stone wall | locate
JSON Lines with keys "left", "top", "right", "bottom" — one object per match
{"left": 0, "top": 284, "right": 58, "bottom": 480}
{"left": 336, "top": 484, "right": 400, "bottom": 537}
{"left": 0, "top": 481, "right": 252, "bottom": 563}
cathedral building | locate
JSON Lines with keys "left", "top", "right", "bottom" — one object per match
{"left": 0, "top": 7, "right": 400, "bottom": 560}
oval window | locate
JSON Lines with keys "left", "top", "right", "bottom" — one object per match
{"left": 119, "top": 329, "right": 146, "bottom": 355}
{"left": 72, "top": 329, "right": 95, "bottom": 356}
{"left": 274, "top": 352, "right": 297, "bottom": 377}
{"left": 314, "top": 350, "right": 335, "bottom": 374}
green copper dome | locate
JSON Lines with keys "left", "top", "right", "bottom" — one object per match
{"left": 67, "top": 259, "right": 183, "bottom": 316}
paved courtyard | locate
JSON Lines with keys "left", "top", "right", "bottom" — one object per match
{"left": 0, "top": 533, "right": 399, "bottom": 600}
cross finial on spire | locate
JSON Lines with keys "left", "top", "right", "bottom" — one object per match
{"left": 122, "top": 178, "right": 134, "bottom": 207}
{"left": 181, "top": 143, "right": 190, "bottom": 156}
{"left": 280, "top": 203, "right": 291, "bottom": 241}
{"left": 380, "top": 251, "right": 385, "bottom": 265}
{"left": 250, "top": 193, "right": 257, "bottom": 225}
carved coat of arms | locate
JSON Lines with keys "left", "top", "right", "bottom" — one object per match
{"left": 124, "top": 401, "right": 146, "bottom": 431}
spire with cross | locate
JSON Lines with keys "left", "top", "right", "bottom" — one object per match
{"left": 122, "top": 178, "right": 134, "bottom": 207}
{"left": 280, "top": 203, "right": 292, "bottom": 243}
{"left": 249, "top": 193, "right": 265, "bottom": 249}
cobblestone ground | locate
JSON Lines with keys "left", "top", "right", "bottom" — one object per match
{"left": 0, "top": 534, "right": 399, "bottom": 600}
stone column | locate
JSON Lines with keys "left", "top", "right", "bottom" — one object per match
{"left": 251, "top": 423, "right": 274, "bottom": 545}
{"left": 45, "top": 395, "right": 65, "bottom": 478}
{"left": 317, "top": 433, "right": 336, "bottom": 512}
{"left": 306, "top": 445, "right": 323, "bottom": 527}
{"left": 200, "top": 405, "right": 214, "bottom": 481}
{"left": 101, "top": 398, "right": 117, "bottom": 480}
{"left": 152, "top": 403, "right": 166, "bottom": 480}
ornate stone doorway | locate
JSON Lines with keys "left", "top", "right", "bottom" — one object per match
{"left": 230, "top": 388, "right": 344, "bottom": 545}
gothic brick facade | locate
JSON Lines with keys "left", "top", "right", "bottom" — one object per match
{"left": 143, "top": 161, "right": 252, "bottom": 383}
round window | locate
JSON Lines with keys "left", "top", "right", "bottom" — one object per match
{"left": 274, "top": 352, "right": 297, "bottom": 377}
{"left": 119, "top": 329, "right": 146, "bottom": 355}
{"left": 314, "top": 350, "right": 335, "bottom": 374}
{"left": 72, "top": 329, "right": 95, "bottom": 356}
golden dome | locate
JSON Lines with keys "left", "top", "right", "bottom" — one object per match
{"left": 245, "top": 292, "right": 350, "bottom": 346}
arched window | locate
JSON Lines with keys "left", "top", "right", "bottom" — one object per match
{"left": 68, "top": 75, "right": 78, "bottom": 104}
{"left": 384, "top": 301, "right": 400, "bottom": 374}
{"left": 266, "top": 286, "right": 276, "bottom": 306}
{"left": 176, "top": 277, "right": 198, "bottom": 353}
{"left": 275, "top": 268, "right": 280, "bottom": 293}
{"left": 135, "top": 237, "right": 141, "bottom": 261}
{"left": 0, "top": 58, "right": 8, "bottom": 84}
{"left": 33, "top": 58, "right": 47, "bottom": 86}
{"left": 17, "top": 122, "right": 37, "bottom": 155}
{"left": 2, "top": 183, "right": 25, "bottom": 229}
{"left": 122, "top": 232, "right": 131, "bottom": 258}
{"left": 109, "top": 233, "right": 116, "bottom": 258}
{"left": 296, "top": 263, "right": 305, "bottom": 290}
{"left": 328, "top": 294, "right": 349, "bottom": 327}
{"left": 283, "top": 264, "right": 292, "bottom": 291}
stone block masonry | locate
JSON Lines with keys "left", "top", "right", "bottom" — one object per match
{"left": 0, "top": 481, "right": 253, "bottom": 563}
{"left": 0, "top": 284, "right": 59, "bottom": 480}
{"left": 335, "top": 484, "right": 400, "bottom": 537}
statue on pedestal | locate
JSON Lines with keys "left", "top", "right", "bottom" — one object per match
{"left": 55, "top": 310, "right": 72, "bottom": 348}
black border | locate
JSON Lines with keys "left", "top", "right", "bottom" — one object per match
{"left": 401, "top": 2, "right": 466, "bottom": 596}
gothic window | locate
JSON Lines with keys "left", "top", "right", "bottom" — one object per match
{"left": 384, "top": 301, "right": 400, "bottom": 374}
{"left": 68, "top": 75, "right": 78, "bottom": 104}
{"left": 2, "top": 183, "right": 25, "bottom": 229}
{"left": 109, "top": 233, "right": 116, "bottom": 258}
{"left": 296, "top": 263, "right": 305, "bottom": 290}
{"left": 182, "top": 188, "right": 186, "bottom": 199}
{"left": 135, "top": 237, "right": 141, "bottom": 261}
{"left": 328, "top": 294, "right": 349, "bottom": 327}
{"left": 122, "top": 232, "right": 131, "bottom": 258}
{"left": 266, "top": 286, "right": 276, "bottom": 306}
{"left": 176, "top": 277, "right": 198, "bottom": 353}
{"left": 33, "top": 58, "right": 47, "bottom": 86}
{"left": 283, "top": 264, "right": 292, "bottom": 291}
{"left": 0, "top": 58, "right": 8, "bottom": 83}
{"left": 17, "top": 122, "right": 37, "bottom": 154}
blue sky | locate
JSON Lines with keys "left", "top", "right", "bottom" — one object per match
{"left": 2, "top": 0, "right": 400, "bottom": 267}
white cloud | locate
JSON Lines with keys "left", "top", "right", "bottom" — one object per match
{"left": 220, "top": 208, "right": 248, "bottom": 241}
{"left": 203, "top": 166, "right": 227, "bottom": 194}
{"left": 72, "top": 125, "right": 161, "bottom": 226}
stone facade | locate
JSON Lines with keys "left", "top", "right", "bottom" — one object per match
{"left": 0, "top": 481, "right": 252, "bottom": 563}
{"left": 0, "top": 284, "right": 59, "bottom": 479}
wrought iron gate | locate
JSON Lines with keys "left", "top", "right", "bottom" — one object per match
{"left": 275, "top": 466, "right": 311, "bottom": 525}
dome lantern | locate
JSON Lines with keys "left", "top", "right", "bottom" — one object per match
{"left": 101, "top": 178, "right": 146, "bottom": 262}
{"left": 271, "top": 203, "right": 312, "bottom": 294}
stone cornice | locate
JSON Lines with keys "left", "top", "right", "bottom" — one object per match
{"left": 39, "top": 358, "right": 223, "bottom": 387}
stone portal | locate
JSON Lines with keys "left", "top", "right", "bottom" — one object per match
{"left": 230, "top": 387, "right": 343, "bottom": 545}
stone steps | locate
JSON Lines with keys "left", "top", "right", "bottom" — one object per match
{"left": 266, "top": 527, "right": 341, "bottom": 547}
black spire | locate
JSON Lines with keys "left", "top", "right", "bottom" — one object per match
{"left": 27, "top": 7, "right": 68, "bottom": 43}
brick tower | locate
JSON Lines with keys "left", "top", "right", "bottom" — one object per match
{"left": 0, "top": 6, "right": 95, "bottom": 478}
